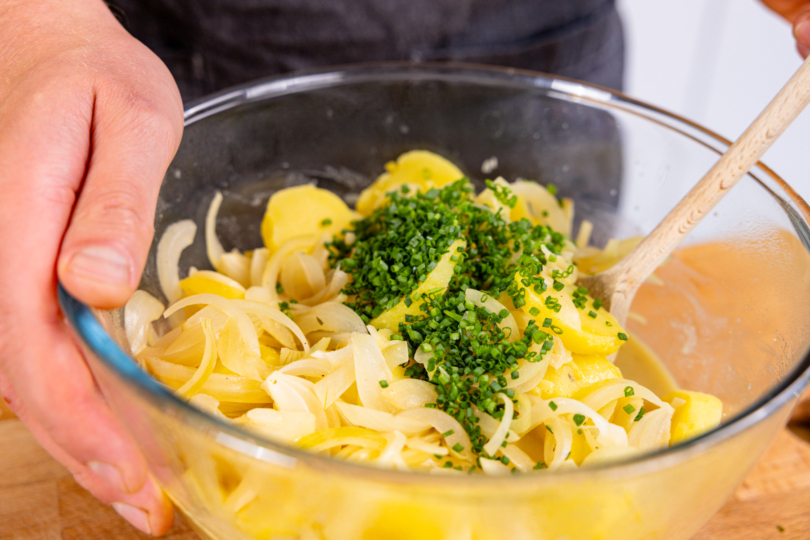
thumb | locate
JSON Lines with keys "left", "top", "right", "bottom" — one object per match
{"left": 58, "top": 83, "right": 183, "bottom": 310}
{"left": 795, "top": 10, "right": 810, "bottom": 58}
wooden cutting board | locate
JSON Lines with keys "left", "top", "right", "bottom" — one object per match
{"left": 2, "top": 398, "right": 809, "bottom": 540}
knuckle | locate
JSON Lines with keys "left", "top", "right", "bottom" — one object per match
{"left": 102, "top": 83, "right": 182, "bottom": 151}
{"left": 77, "top": 187, "right": 152, "bottom": 232}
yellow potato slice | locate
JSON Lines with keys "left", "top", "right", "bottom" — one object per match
{"left": 509, "top": 181, "right": 572, "bottom": 236}
{"left": 664, "top": 390, "right": 723, "bottom": 445}
{"left": 370, "top": 239, "right": 466, "bottom": 332}
{"left": 180, "top": 270, "right": 246, "bottom": 300}
{"left": 516, "top": 273, "right": 625, "bottom": 355}
{"left": 356, "top": 150, "right": 465, "bottom": 216}
{"left": 261, "top": 184, "right": 356, "bottom": 252}
{"left": 538, "top": 354, "right": 622, "bottom": 400}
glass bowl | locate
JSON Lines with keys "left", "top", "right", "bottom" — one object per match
{"left": 59, "top": 64, "right": 810, "bottom": 540}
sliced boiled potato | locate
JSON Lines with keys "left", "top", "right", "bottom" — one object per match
{"left": 356, "top": 150, "right": 465, "bottom": 216}
{"left": 261, "top": 184, "right": 356, "bottom": 252}
{"left": 664, "top": 390, "right": 723, "bottom": 444}
{"left": 574, "top": 236, "right": 644, "bottom": 276}
{"left": 180, "top": 270, "right": 245, "bottom": 300}
{"left": 370, "top": 239, "right": 466, "bottom": 332}
{"left": 509, "top": 180, "right": 572, "bottom": 236}
{"left": 516, "top": 274, "right": 624, "bottom": 355}
{"left": 538, "top": 354, "right": 622, "bottom": 400}
{"left": 474, "top": 177, "right": 513, "bottom": 218}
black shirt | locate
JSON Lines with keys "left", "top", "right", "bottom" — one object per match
{"left": 107, "top": 0, "right": 624, "bottom": 101}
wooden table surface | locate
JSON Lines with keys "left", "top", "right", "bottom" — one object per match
{"left": 2, "top": 398, "right": 810, "bottom": 540}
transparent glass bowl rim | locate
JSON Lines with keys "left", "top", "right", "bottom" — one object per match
{"left": 58, "top": 62, "right": 810, "bottom": 487}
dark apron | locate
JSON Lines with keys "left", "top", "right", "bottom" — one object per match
{"left": 106, "top": 0, "right": 624, "bottom": 101}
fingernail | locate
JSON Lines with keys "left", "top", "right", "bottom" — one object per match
{"left": 88, "top": 461, "right": 130, "bottom": 493}
{"left": 796, "top": 20, "right": 810, "bottom": 46}
{"left": 68, "top": 246, "right": 131, "bottom": 285}
{"left": 112, "top": 503, "right": 152, "bottom": 535}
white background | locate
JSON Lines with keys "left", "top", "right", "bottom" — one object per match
{"left": 618, "top": 0, "right": 810, "bottom": 200}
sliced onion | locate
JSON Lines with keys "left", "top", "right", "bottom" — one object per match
{"left": 217, "top": 318, "right": 264, "bottom": 380}
{"left": 381, "top": 379, "right": 438, "bottom": 410}
{"left": 280, "top": 252, "right": 326, "bottom": 300}
{"left": 352, "top": 333, "right": 395, "bottom": 413}
{"left": 399, "top": 408, "right": 473, "bottom": 461}
{"left": 314, "top": 358, "right": 355, "bottom": 408}
{"left": 580, "top": 379, "right": 670, "bottom": 413}
{"left": 325, "top": 403, "right": 341, "bottom": 428}
{"left": 479, "top": 457, "right": 511, "bottom": 475}
{"left": 231, "top": 299, "right": 309, "bottom": 350}
{"left": 244, "top": 285, "right": 274, "bottom": 305}
{"left": 465, "top": 289, "right": 518, "bottom": 342}
{"left": 300, "top": 268, "right": 349, "bottom": 306}
{"left": 474, "top": 405, "right": 519, "bottom": 443}
{"left": 307, "top": 435, "right": 386, "bottom": 454}
{"left": 164, "top": 294, "right": 260, "bottom": 358}
{"left": 278, "top": 359, "right": 333, "bottom": 378}
{"left": 382, "top": 341, "right": 408, "bottom": 372}
{"left": 483, "top": 393, "right": 514, "bottom": 456}
{"left": 509, "top": 391, "right": 533, "bottom": 435}
{"left": 249, "top": 248, "right": 269, "bottom": 287}
{"left": 295, "top": 302, "right": 367, "bottom": 335}
{"left": 144, "top": 356, "right": 271, "bottom": 403}
{"left": 311, "top": 344, "right": 353, "bottom": 368}
{"left": 335, "top": 401, "right": 431, "bottom": 436}
{"left": 261, "top": 372, "right": 328, "bottom": 430}
{"left": 581, "top": 445, "right": 641, "bottom": 467}
{"left": 405, "top": 435, "right": 448, "bottom": 456}
{"left": 125, "top": 290, "right": 165, "bottom": 355}
{"left": 575, "top": 219, "right": 594, "bottom": 248}
{"left": 376, "top": 430, "right": 409, "bottom": 471}
{"left": 501, "top": 444, "right": 535, "bottom": 473}
{"left": 188, "top": 394, "right": 228, "bottom": 420}
{"left": 261, "top": 236, "right": 317, "bottom": 299}
{"left": 177, "top": 319, "right": 217, "bottom": 398}
{"left": 628, "top": 407, "right": 673, "bottom": 451}
{"left": 235, "top": 408, "right": 317, "bottom": 443}
{"left": 219, "top": 250, "right": 251, "bottom": 287}
{"left": 367, "top": 325, "right": 393, "bottom": 351}
{"left": 310, "top": 236, "right": 332, "bottom": 270}
{"left": 258, "top": 318, "right": 296, "bottom": 350}
{"left": 206, "top": 191, "right": 226, "bottom": 270}
{"left": 156, "top": 219, "right": 197, "bottom": 303}
{"left": 528, "top": 397, "right": 628, "bottom": 448}
{"left": 544, "top": 415, "right": 573, "bottom": 470}
{"left": 547, "top": 335, "right": 573, "bottom": 370}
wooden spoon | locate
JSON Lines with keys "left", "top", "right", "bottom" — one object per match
{"left": 578, "top": 54, "right": 810, "bottom": 325}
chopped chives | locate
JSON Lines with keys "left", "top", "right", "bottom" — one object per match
{"left": 548, "top": 401, "right": 558, "bottom": 411}
{"left": 378, "top": 380, "right": 389, "bottom": 388}
{"left": 573, "top": 414, "right": 586, "bottom": 426}
{"left": 623, "top": 404, "right": 636, "bottom": 414}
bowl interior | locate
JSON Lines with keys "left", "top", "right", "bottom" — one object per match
{"left": 135, "top": 66, "right": 810, "bottom": 425}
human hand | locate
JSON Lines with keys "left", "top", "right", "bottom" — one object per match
{"left": 760, "top": 0, "right": 810, "bottom": 57}
{"left": 0, "top": 0, "right": 182, "bottom": 534}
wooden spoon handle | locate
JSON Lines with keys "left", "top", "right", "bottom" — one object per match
{"left": 610, "top": 54, "right": 810, "bottom": 296}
